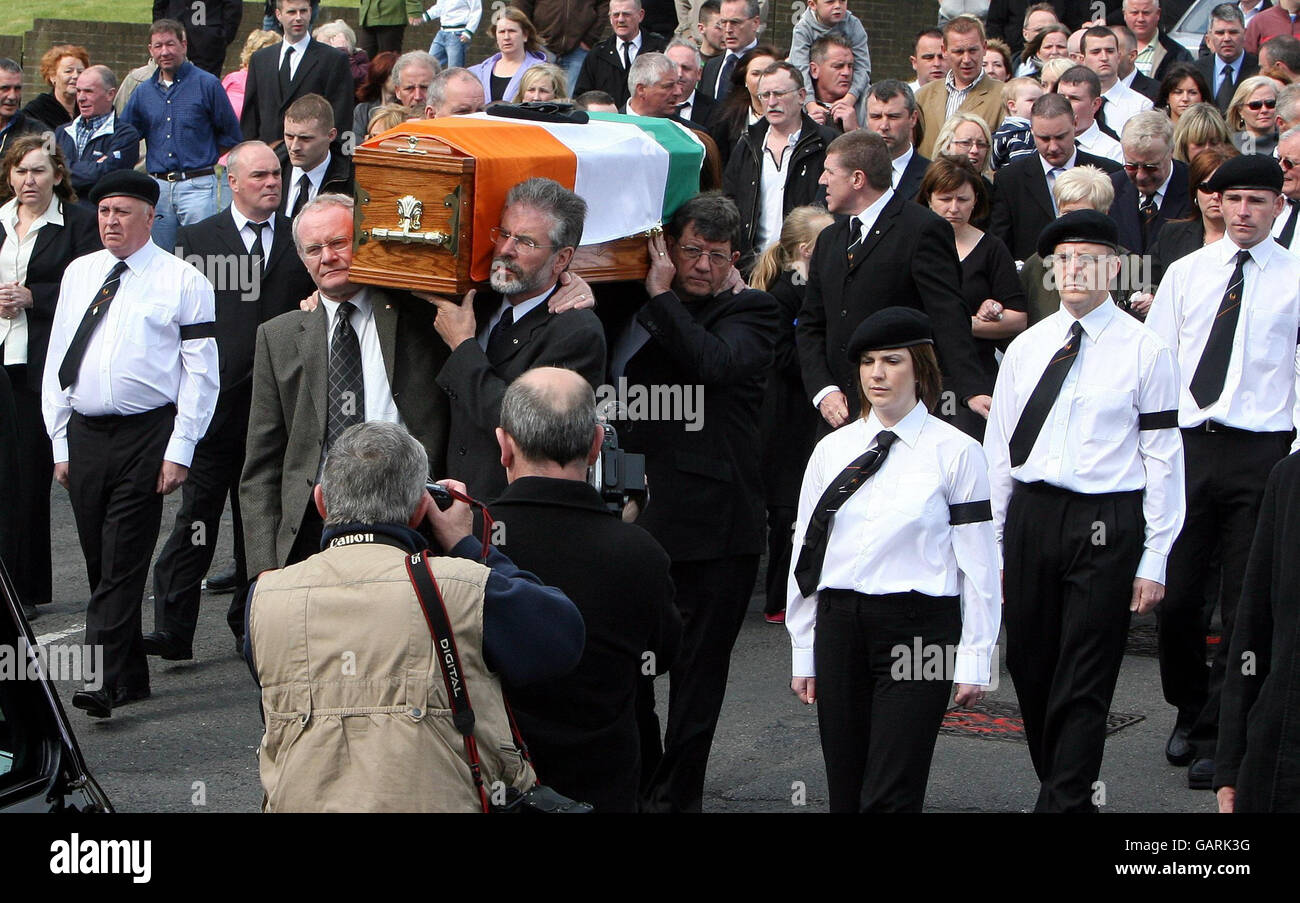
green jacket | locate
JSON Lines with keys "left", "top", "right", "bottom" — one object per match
{"left": 360, "top": 0, "right": 425, "bottom": 27}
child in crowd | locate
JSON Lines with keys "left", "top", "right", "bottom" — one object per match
{"left": 788, "top": 0, "right": 871, "bottom": 109}
{"left": 991, "top": 76, "right": 1042, "bottom": 169}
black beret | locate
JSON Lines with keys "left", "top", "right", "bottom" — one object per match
{"left": 88, "top": 170, "right": 160, "bottom": 207}
{"left": 1202, "top": 153, "right": 1283, "bottom": 195}
{"left": 1036, "top": 209, "right": 1120, "bottom": 258}
{"left": 846, "top": 307, "right": 934, "bottom": 361}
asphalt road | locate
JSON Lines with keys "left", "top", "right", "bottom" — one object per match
{"left": 34, "top": 484, "right": 1217, "bottom": 815}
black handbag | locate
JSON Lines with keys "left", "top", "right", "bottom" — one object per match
{"left": 404, "top": 549, "right": 593, "bottom": 814}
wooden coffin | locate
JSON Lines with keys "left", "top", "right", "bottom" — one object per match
{"left": 351, "top": 127, "right": 661, "bottom": 296}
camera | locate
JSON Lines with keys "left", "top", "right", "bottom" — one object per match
{"left": 425, "top": 481, "right": 454, "bottom": 511}
{"left": 588, "top": 423, "right": 647, "bottom": 515}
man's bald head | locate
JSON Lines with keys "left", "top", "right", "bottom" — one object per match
{"left": 498, "top": 367, "right": 602, "bottom": 475}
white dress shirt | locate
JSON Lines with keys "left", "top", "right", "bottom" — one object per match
{"left": 757, "top": 128, "right": 799, "bottom": 248}
{"left": 1270, "top": 197, "right": 1300, "bottom": 253}
{"left": 478, "top": 287, "right": 549, "bottom": 351}
{"left": 619, "top": 32, "right": 643, "bottom": 67}
{"left": 319, "top": 288, "right": 402, "bottom": 425}
{"left": 1101, "top": 81, "right": 1153, "bottom": 136}
{"left": 284, "top": 154, "right": 331, "bottom": 215}
{"left": 0, "top": 198, "right": 64, "bottom": 365}
{"left": 1041, "top": 150, "right": 1078, "bottom": 213}
{"left": 1075, "top": 120, "right": 1124, "bottom": 164}
{"left": 1147, "top": 236, "right": 1300, "bottom": 434}
{"left": 985, "top": 298, "right": 1185, "bottom": 584}
{"left": 280, "top": 35, "right": 311, "bottom": 80}
{"left": 229, "top": 203, "right": 276, "bottom": 258}
{"left": 811, "top": 188, "right": 896, "bottom": 408}
{"left": 787, "top": 402, "right": 1002, "bottom": 685}
{"left": 891, "top": 145, "right": 915, "bottom": 190}
{"left": 42, "top": 241, "right": 219, "bottom": 467}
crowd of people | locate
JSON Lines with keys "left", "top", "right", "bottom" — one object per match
{"left": 2, "top": 0, "right": 1300, "bottom": 815}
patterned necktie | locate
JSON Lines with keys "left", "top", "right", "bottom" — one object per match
{"left": 1139, "top": 194, "right": 1159, "bottom": 251}
{"left": 291, "top": 174, "right": 312, "bottom": 218}
{"left": 58, "top": 261, "right": 128, "bottom": 390}
{"left": 1008, "top": 320, "right": 1083, "bottom": 467}
{"left": 326, "top": 301, "right": 365, "bottom": 449}
{"left": 486, "top": 306, "right": 514, "bottom": 361}
{"left": 1189, "top": 249, "right": 1250, "bottom": 409}
{"left": 793, "top": 431, "right": 898, "bottom": 597}
{"left": 846, "top": 216, "right": 863, "bottom": 264}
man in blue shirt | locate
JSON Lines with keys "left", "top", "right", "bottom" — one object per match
{"left": 121, "top": 18, "right": 243, "bottom": 252}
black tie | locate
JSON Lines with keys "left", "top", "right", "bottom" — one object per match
{"left": 717, "top": 53, "right": 738, "bottom": 100}
{"left": 846, "top": 216, "right": 863, "bottom": 264}
{"left": 1139, "top": 194, "right": 1159, "bottom": 251}
{"left": 247, "top": 221, "right": 268, "bottom": 271}
{"left": 622, "top": 41, "right": 632, "bottom": 69}
{"left": 58, "top": 261, "right": 128, "bottom": 390}
{"left": 326, "top": 301, "right": 365, "bottom": 450}
{"left": 1216, "top": 65, "right": 1235, "bottom": 111}
{"left": 1189, "top": 249, "right": 1250, "bottom": 409}
{"left": 279, "top": 46, "right": 294, "bottom": 95}
{"left": 1096, "top": 97, "right": 1121, "bottom": 142}
{"left": 1279, "top": 199, "right": 1299, "bottom": 247}
{"left": 1008, "top": 320, "right": 1083, "bottom": 468}
{"left": 793, "top": 431, "right": 897, "bottom": 597}
{"left": 291, "top": 174, "right": 311, "bottom": 218}
{"left": 486, "top": 306, "right": 514, "bottom": 361}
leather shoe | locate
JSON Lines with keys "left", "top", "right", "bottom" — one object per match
{"left": 1165, "top": 723, "right": 1193, "bottom": 766}
{"left": 141, "top": 630, "right": 193, "bottom": 661}
{"left": 20, "top": 602, "right": 38, "bottom": 622}
{"left": 72, "top": 689, "right": 112, "bottom": 718}
{"left": 1188, "top": 757, "right": 1216, "bottom": 790}
{"left": 113, "top": 684, "right": 151, "bottom": 707}
{"left": 204, "top": 560, "right": 238, "bottom": 593}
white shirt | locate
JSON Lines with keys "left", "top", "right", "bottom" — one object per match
{"left": 42, "top": 242, "right": 219, "bottom": 467}
{"left": 229, "top": 203, "right": 276, "bottom": 259}
{"left": 787, "top": 402, "right": 1001, "bottom": 685}
{"left": 1101, "top": 81, "right": 1153, "bottom": 136}
{"left": 0, "top": 198, "right": 64, "bottom": 365}
{"left": 1270, "top": 197, "right": 1300, "bottom": 253}
{"left": 715, "top": 40, "right": 757, "bottom": 95}
{"left": 279, "top": 35, "right": 311, "bottom": 80}
{"left": 891, "top": 145, "right": 914, "bottom": 190}
{"left": 1040, "top": 150, "right": 1078, "bottom": 213}
{"left": 284, "top": 154, "right": 331, "bottom": 215}
{"left": 319, "top": 288, "right": 402, "bottom": 425}
{"left": 985, "top": 298, "right": 1185, "bottom": 584}
{"left": 1075, "top": 120, "right": 1124, "bottom": 164}
{"left": 811, "top": 188, "right": 896, "bottom": 407}
{"left": 618, "top": 33, "right": 643, "bottom": 68}
{"left": 423, "top": 0, "right": 483, "bottom": 31}
{"left": 1147, "top": 236, "right": 1300, "bottom": 433}
{"left": 478, "top": 287, "right": 550, "bottom": 351}
{"left": 678, "top": 88, "right": 700, "bottom": 123}
{"left": 756, "top": 128, "right": 799, "bottom": 249}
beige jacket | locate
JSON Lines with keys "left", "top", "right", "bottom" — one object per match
{"left": 915, "top": 74, "right": 1007, "bottom": 159}
{"left": 251, "top": 543, "right": 535, "bottom": 812}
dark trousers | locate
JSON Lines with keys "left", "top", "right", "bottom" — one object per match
{"left": 4, "top": 365, "right": 54, "bottom": 605}
{"left": 763, "top": 505, "right": 795, "bottom": 616}
{"left": 151, "top": 387, "right": 250, "bottom": 644}
{"left": 815, "top": 589, "right": 961, "bottom": 813}
{"left": 1158, "top": 428, "right": 1290, "bottom": 757}
{"left": 358, "top": 24, "right": 405, "bottom": 58}
{"left": 1004, "top": 480, "right": 1143, "bottom": 813}
{"left": 67, "top": 405, "right": 175, "bottom": 693}
{"left": 645, "top": 554, "right": 759, "bottom": 812}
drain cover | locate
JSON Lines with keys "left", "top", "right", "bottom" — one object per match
{"left": 941, "top": 701, "right": 1144, "bottom": 741}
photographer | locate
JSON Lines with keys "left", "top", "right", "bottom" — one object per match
{"left": 245, "top": 420, "right": 584, "bottom": 812}
{"left": 489, "top": 366, "right": 681, "bottom": 812}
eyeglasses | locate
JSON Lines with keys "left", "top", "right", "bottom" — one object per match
{"left": 301, "top": 236, "right": 352, "bottom": 258}
{"left": 951, "top": 138, "right": 990, "bottom": 151}
{"left": 758, "top": 88, "right": 799, "bottom": 102}
{"left": 489, "top": 226, "right": 555, "bottom": 252}
{"left": 1122, "top": 160, "right": 1165, "bottom": 172}
{"left": 677, "top": 244, "right": 733, "bottom": 267}
{"left": 1246, "top": 98, "right": 1277, "bottom": 110}
{"left": 1281, "top": 157, "right": 1300, "bottom": 172}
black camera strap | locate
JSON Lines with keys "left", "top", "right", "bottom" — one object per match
{"left": 404, "top": 549, "right": 537, "bottom": 813}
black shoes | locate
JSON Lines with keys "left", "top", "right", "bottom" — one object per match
{"left": 72, "top": 689, "right": 112, "bottom": 718}
{"left": 141, "top": 630, "right": 194, "bottom": 661}
{"left": 21, "top": 603, "right": 38, "bottom": 622}
{"left": 1188, "top": 757, "right": 1216, "bottom": 790}
{"left": 113, "top": 684, "right": 151, "bottom": 707}
{"left": 204, "top": 561, "right": 238, "bottom": 593}
{"left": 1165, "top": 722, "right": 1194, "bottom": 766}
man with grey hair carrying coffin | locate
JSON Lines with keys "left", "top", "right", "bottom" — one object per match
{"left": 246, "top": 419, "right": 585, "bottom": 812}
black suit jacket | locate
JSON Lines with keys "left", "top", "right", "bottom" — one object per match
{"left": 796, "top": 196, "right": 991, "bottom": 419}
{"left": 611, "top": 284, "right": 778, "bottom": 562}
{"left": 0, "top": 201, "right": 101, "bottom": 392}
{"left": 896, "top": 150, "right": 931, "bottom": 202}
{"left": 684, "top": 90, "right": 718, "bottom": 129}
{"left": 1151, "top": 32, "right": 1195, "bottom": 84}
{"left": 990, "top": 149, "right": 1123, "bottom": 260}
{"left": 241, "top": 39, "right": 354, "bottom": 144}
{"left": 573, "top": 31, "right": 669, "bottom": 109}
{"left": 1197, "top": 52, "right": 1260, "bottom": 113}
{"left": 490, "top": 476, "right": 680, "bottom": 813}
{"left": 154, "top": 0, "right": 242, "bottom": 77}
{"left": 174, "top": 207, "right": 317, "bottom": 397}
{"left": 436, "top": 291, "right": 607, "bottom": 501}
{"left": 1150, "top": 217, "right": 1204, "bottom": 286}
{"left": 1108, "top": 160, "right": 1192, "bottom": 254}
{"left": 276, "top": 147, "right": 354, "bottom": 216}
{"left": 1130, "top": 71, "right": 1162, "bottom": 102}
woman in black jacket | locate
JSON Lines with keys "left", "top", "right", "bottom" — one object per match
{"left": 0, "top": 136, "right": 101, "bottom": 616}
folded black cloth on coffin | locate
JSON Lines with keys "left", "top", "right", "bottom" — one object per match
{"left": 486, "top": 102, "right": 590, "bottom": 125}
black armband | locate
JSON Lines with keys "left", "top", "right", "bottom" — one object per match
{"left": 949, "top": 499, "right": 992, "bottom": 525}
{"left": 1138, "top": 410, "right": 1179, "bottom": 430}
{"left": 179, "top": 321, "right": 216, "bottom": 340}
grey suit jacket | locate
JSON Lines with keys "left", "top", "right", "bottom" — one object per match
{"left": 240, "top": 289, "right": 450, "bottom": 576}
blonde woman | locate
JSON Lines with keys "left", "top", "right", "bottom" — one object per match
{"left": 365, "top": 102, "right": 416, "bottom": 141}
{"left": 1172, "top": 102, "right": 1232, "bottom": 163}
{"left": 1226, "top": 75, "right": 1283, "bottom": 155}
{"left": 512, "top": 64, "right": 570, "bottom": 103}
{"left": 1038, "top": 56, "right": 1073, "bottom": 93}
{"left": 750, "top": 205, "right": 835, "bottom": 625}
{"left": 933, "top": 112, "right": 994, "bottom": 175}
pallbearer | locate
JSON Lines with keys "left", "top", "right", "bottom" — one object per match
{"left": 787, "top": 307, "right": 1001, "bottom": 813}
{"left": 985, "top": 210, "right": 1185, "bottom": 812}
